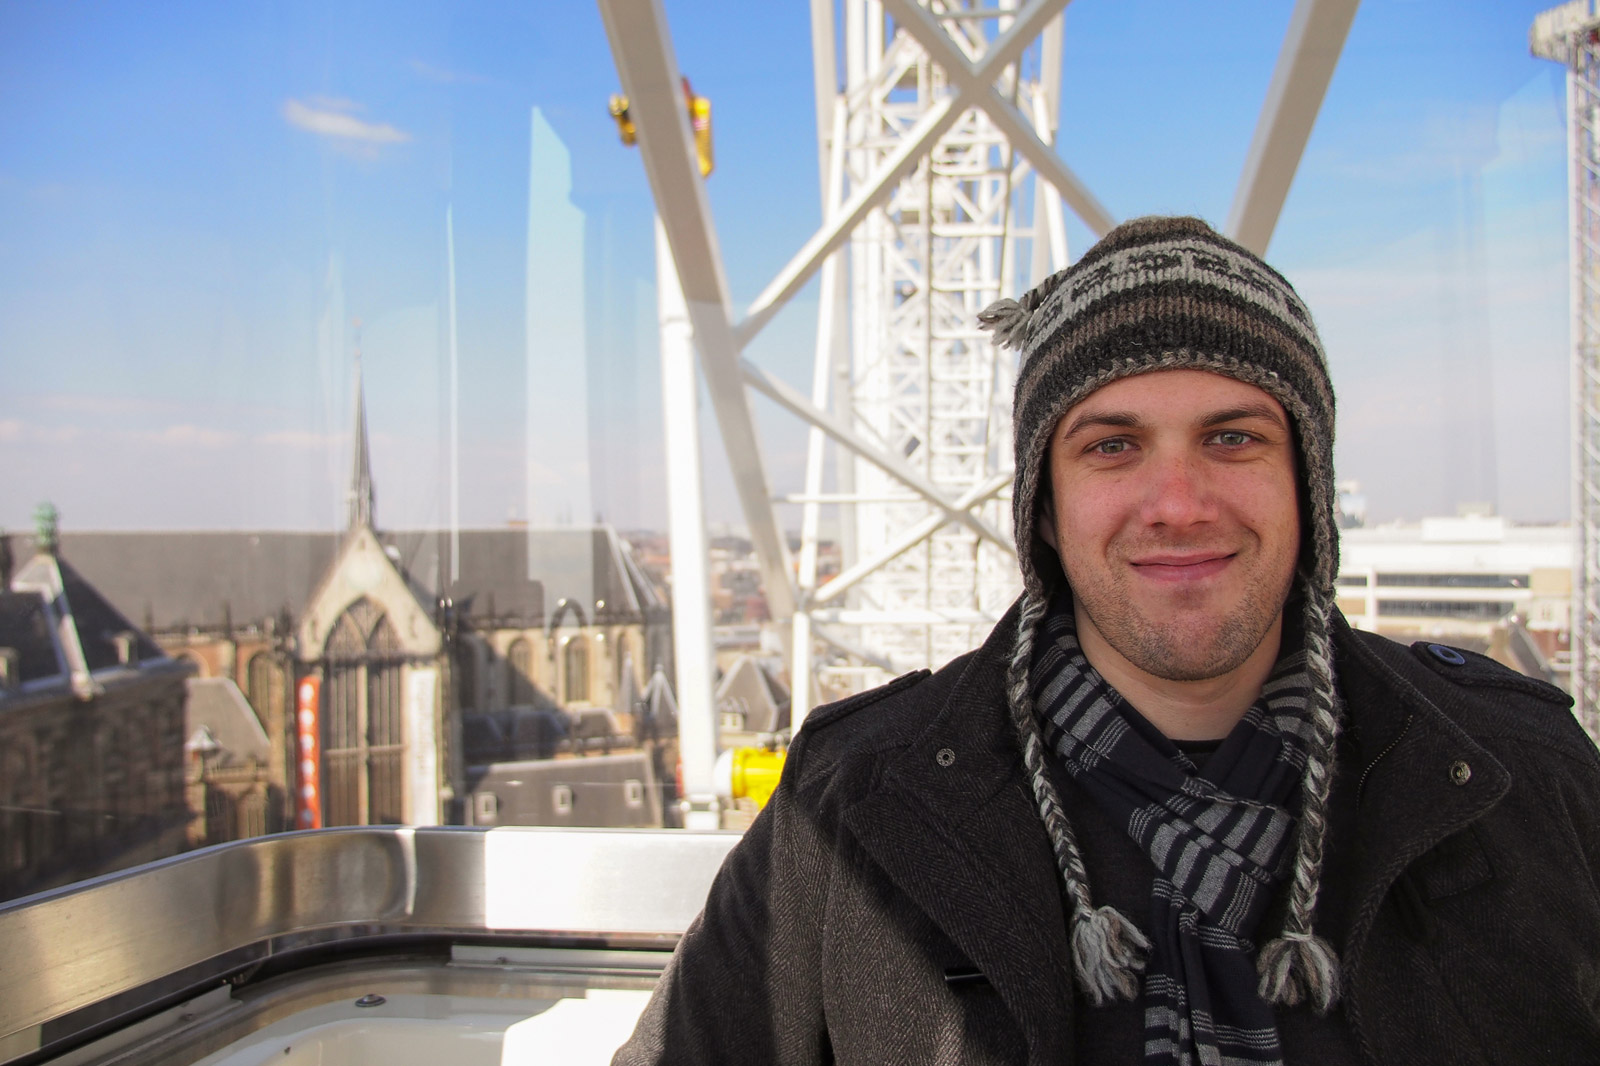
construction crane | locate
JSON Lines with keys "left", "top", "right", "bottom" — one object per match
{"left": 1532, "top": 0, "right": 1600, "bottom": 740}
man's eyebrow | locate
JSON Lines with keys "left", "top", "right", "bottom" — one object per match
{"left": 1197, "top": 403, "right": 1288, "bottom": 431}
{"left": 1057, "top": 410, "right": 1143, "bottom": 441}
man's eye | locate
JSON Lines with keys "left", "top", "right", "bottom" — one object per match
{"left": 1213, "top": 430, "right": 1252, "bottom": 446}
{"left": 1092, "top": 439, "right": 1129, "bottom": 455}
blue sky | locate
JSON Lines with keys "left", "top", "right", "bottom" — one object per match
{"left": 0, "top": 0, "right": 1575, "bottom": 534}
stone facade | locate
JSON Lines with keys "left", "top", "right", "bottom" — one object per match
{"left": 0, "top": 549, "right": 189, "bottom": 902}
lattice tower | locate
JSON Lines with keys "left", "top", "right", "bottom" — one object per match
{"left": 813, "top": 1, "right": 1064, "bottom": 687}
{"left": 1533, "top": 0, "right": 1600, "bottom": 738}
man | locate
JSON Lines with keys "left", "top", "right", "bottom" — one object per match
{"left": 616, "top": 217, "right": 1600, "bottom": 1064}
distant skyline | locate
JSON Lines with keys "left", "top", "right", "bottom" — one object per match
{"left": 0, "top": 1, "right": 1577, "bottom": 536}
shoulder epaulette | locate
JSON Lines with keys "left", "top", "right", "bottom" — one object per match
{"left": 1407, "top": 640, "right": 1572, "bottom": 708}
{"left": 800, "top": 668, "right": 932, "bottom": 734}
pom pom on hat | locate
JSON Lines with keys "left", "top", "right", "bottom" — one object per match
{"left": 977, "top": 297, "right": 1031, "bottom": 351}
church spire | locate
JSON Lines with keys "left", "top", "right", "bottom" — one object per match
{"left": 347, "top": 324, "right": 375, "bottom": 532}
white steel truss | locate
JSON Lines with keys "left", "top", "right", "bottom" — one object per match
{"left": 809, "top": 0, "right": 1067, "bottom": 690}
{"left": 1533, "top": 0, "right": 1600, "bottom": 740}
{"left": 599, "top": 0, "right": 1358, "bottom": 746}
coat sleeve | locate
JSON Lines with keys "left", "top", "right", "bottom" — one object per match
{"left": 613, "top": 732, "right": 833, "bottom": 1065}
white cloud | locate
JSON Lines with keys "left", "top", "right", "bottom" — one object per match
{"left": 282, "top": 99, "right": 411, "bottom": 145}
{"left": 305, "top": 95, "right": 364, "bottom": 113}
{"left": 0, "top": 419, "right": 21, "bottom": 441}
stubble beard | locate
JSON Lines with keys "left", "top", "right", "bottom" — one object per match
{"left": 1069, "top": 560, "right": 1297, "bottom": 683}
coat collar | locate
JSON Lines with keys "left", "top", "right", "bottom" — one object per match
{"left": 837, "top": 602, "right": 1513, "bottom": 1063}
{"left": 841, "top": 603, "right": 1076, "bottom": 1066}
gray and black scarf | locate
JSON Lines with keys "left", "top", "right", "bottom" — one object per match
{"left": 1030, "top": 599, "right": 1315, "bottom": 1066}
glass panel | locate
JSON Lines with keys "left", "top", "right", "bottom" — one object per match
{"left": 0, "top": 1, "right": 1576, "bottom": 901}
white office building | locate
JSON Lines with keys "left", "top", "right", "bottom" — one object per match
{"left": 1336, "top": 512, "right": 1571, "bottom": 684}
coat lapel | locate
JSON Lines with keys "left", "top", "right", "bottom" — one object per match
{"left": 841, "top": 616, "right": 1076, "bottom": 1066}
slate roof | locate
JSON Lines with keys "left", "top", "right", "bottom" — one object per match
{"left": 7, "top": 532, "right": 334, "bottom": 633}
{"left": 0, "top": 590, "right": 65, "bottom": 683}
{"left": 185, "top": 677, "right": 271, "bottom": 767}
{"left": 715, "top": 656, "right": 791, "bottom": 734}
{"left": 51, "top": 556, "right": 167, "bottom": 670}
{"left": 2, "top": 526, "right": 664, "bottom": 633}
{"left": 3, "top": 550, "right": 173, "bottom": 698}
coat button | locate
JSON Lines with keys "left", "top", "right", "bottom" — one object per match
{"left": 1428, "top": 644, "right": 1467, "bottom": 666}
{"left": 936, "top": 747, "right": 956, "bottom": 767}
{"left": 1449, "top": 760, "right": 1472, "bottom": 786}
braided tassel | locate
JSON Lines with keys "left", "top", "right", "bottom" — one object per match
{"left": 1005, "top": 592, "right": 1148, "bottom": 1006}
{"left": 1257, "top": 588, "right": 1344, "bottom": 1014}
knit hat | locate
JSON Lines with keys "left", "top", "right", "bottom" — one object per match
{"left": 979, "top": 216, "right": 1344, "bottom": 1012}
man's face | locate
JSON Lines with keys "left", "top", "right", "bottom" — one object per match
{"left": 1040, "top": 368, "right": 1300, "bottom": 683}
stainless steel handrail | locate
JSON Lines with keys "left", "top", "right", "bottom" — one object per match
{"left": 0, "top": 826, "right": 738, "bottom": 1045}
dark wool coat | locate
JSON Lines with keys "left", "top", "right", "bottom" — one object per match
{"left": 615, "top": 606, "right": 1600, "bottom": 1065}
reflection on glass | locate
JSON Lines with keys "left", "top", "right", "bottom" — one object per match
{"left": 0, "top": 1, "right": 1577, "bottom": 908}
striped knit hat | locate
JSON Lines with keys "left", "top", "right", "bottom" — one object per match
{"left": 979, "top": 216, "right": 1344, "bottom": 1011}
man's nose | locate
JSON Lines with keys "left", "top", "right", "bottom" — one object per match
{"left": 1141, "top": 451, "right": 1217, "bottom": 527}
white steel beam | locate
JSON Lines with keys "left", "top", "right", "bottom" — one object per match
{"left": 793, "top": 99, "right": 850, "bottom": 728}
{"left": 740, "top": 356, "right": 1013, "bottom": 552}
{"left": 809, "top": 472, "right": 1011, "bottom": 606}
{"left": 880, "top": 0, "right": 1115, "bottom": 240}
{"left": 814, "top": 623, "right": 898, "bottom": 674}
{"left": 811, "top": 0, "right": 840, "bottom": 192}
{"left": 1028, "top": 13, "right": 1068, "bottom": 284}
{"left": 736, "top": 0, "right": 1075, "bottom": 352}
{"left": 1031, "top": 90, "right": 1069, "bottom": 271}
{"left": 735, "top": 96, "right": 960, "bottom": 352}
{"left": 1225, "top": 0, "right": 1361, "bottom": 256}
{"left": 655, "top": 222, "right": 720, "bottom": 829}
{"left": 598, "top": 0, "right": 798, "bottom": 621}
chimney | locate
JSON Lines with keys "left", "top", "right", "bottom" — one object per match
{"left": 113, "top": 631, "right": 139, "bottom": 667}
{"left": 0, "top": 648, "right": 19, "bottom": 692}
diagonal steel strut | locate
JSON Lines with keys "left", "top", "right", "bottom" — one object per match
{"left": 597, "top": 0, "right": 798, "bottom": 619}
{"left": 734, "top": 0, "right": 1077, "bottom": 353}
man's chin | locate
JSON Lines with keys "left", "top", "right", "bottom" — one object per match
{"left": 1104, "top": 622, "right": 1270, "bottom": 684}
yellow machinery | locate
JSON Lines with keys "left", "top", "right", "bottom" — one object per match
{"left": 714, "top": 746, "right": 786, "bottom": 810}
{"left": 608, "top": 77, "right": 712, "bottom": 177}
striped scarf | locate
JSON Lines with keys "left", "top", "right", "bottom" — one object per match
{"left": 1030, "top": 601, "right": 1315, "bottom": 1066}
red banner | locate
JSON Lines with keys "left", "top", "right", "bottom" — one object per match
{"left": 295, "top": 676, "right": 322, "bottom": 830}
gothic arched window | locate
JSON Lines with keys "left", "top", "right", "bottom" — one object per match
{"left": 564, "top": 637, "right": 590, "bottom": 704}
{"left": 507, "top": 638, "right": 534, "bottom": 707}
{"left": 322, "top": 597, "right": 406, "bottom": 826}
{"left": 246, "top": 653, "right": 279, "bottom": 729}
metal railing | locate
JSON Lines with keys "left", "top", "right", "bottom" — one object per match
{"left": 0, "top": 826, "right": 737, "bottom": 1057}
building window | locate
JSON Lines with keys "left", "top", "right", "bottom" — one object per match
{"left": 245, "top": 653, "right": 278, "bottom": 728}
{"left": 1336, "top": 575, "right": 1368, "bottom": 587}
{"left": 565, "top": 637, "right": 589, "bottom": 704}
{"left": 1375, "top": 573, "right": 1527, "bottom": 589}
{"left": 1375, "top": 599, "right": 1513, "bottom": 620}
{"left": 456, "top": 640, "right": 478, "bottom": 712}
{"left": 507, "top": 638, "right": 535, "bottom": 707}
{"left": 323, "top": 597, "right": 406, "bottom": 826}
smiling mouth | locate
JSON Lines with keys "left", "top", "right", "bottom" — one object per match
{"left": 1129, "top": 554, "right": 1235, "bottom": 581}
